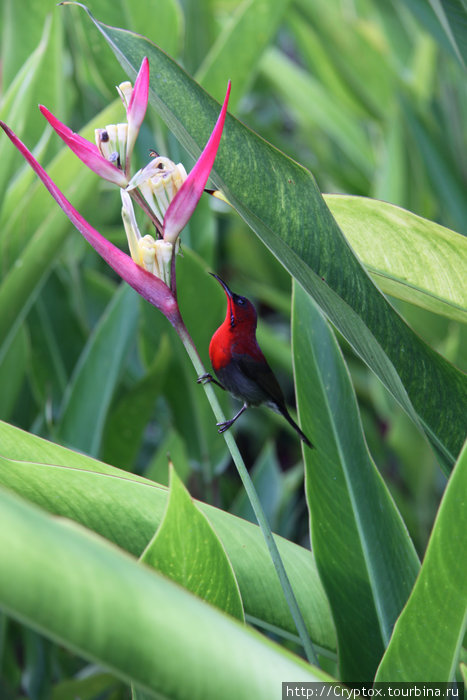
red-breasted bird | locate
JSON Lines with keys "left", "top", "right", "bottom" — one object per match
{"left": 198, "top": 274, "right": 313, "bottom": 448}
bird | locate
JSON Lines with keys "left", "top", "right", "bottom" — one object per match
{"left": 197, "top": 274, "right": 313, "bottom": 448}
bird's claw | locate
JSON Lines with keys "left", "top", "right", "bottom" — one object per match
{"left": 197, "top": 373, "right": 213, "bottom": 384}
{"left": 216, "top": 420, "right": 233, "bottom": 434}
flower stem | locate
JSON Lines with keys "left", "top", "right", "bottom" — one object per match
{"left": 172, "top": 311, "right": 319, "bottom": 667}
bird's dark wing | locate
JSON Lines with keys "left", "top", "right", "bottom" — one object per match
{"left": 233, "top": 353, "right": 286, "bottom": 408}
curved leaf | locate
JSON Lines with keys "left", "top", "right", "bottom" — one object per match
{"left": 325, "top": 195, "right": 467, "bottom": 322}
{"left": 142, "top": 466, "right": 244, "bottom": 621}
{"left": 375, "top": 438, "right": 467, "bottom": 682}
{"left": 0, "top": 486, "right": 331, "bottom": 699}
{"left": 76, "top": 8, "right": 467, "bottom": 473}
{"left": 293, "top": 284, "right": 420, "bottom": 681}
{"left": 0, "top": 419, "right": 336, "bottom": 653}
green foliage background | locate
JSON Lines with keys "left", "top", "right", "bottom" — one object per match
{"left": 0, "top": 0, "right": 466, "bottom": 697}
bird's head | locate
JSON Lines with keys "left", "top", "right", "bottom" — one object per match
{"left": 211, "top": 274, "right": 257, "bottom": 329}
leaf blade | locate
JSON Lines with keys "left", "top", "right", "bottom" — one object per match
{"left": 375, "top": 438, "right": 467, "bottom": 682}
{"left": 293, "top": 284, "right": 420, "bottom": 681}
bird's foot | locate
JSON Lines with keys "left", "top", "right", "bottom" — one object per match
{"left": 216, "top": 419, "right": 235, "bottom": 434}
{"left": 197, "top": 373, "right": 226, "bottom": 390}
{"left": 216, "top": 403, "right": 248, "bottom": 434}
{"left": 197, "top": 372, "right": 213, "bottom": 384}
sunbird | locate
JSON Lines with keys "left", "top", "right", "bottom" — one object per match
{"left": 198, "top": 274, "right": 313, "bottom": 448}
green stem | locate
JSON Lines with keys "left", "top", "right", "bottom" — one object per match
{"left": 173, "top": 311, "right": 319, "bottom": 667}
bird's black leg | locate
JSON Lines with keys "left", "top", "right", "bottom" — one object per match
{"left": 217, "top": 403, "right": 248, "bottom": 434}
{"left": 197, "top": 372, "right": 226, "bottom": 390}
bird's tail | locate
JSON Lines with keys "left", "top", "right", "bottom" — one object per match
{"left": 278, "top": 405, "right": 314, "bottom": 449}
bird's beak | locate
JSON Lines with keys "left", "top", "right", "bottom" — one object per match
{"left": 210, "top": 273, "right": 233, "bottom": 299}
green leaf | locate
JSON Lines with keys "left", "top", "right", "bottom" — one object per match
{"left": 57, "top": 284, "right": 139, "bottom": 456}
{"left": 0, "top": 486, "right": 332, "bottom": 699}
{"left": 196, "top": 0, "right": 291, "bottom": 110}
{"left": 293, "top": 284, "right": 420, "bottom": 681}
{"left": 427, "top": 0, "right": 467, "bottom": 68}
{"left": 0, "top": 419, "right": 336, "bottom": 652}
{"left": 142, "top": 466, "right": 244, "bottom": 621}
{"left": 325, "top": 195, "right": 467, "bottom": 323}
{"left": 76, "top": 8, "right": 467, "bottom": 472}
{"left": 375, "top": 438, "right": 467, "bottom": 682}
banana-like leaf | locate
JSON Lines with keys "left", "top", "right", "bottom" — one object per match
{"left": 142, "top": 466, "right": 244, "bottom": 621}
{"left": 293, "top": 284, "right": 420, "bottom": 681}
{"left": 325, "top": 195, "right": 467, "bottom": 323}
{"left": 375, "top": 438, "right": 467, "bottom": 682}
{"left": 73, "top": 6, "right": 467, "bottom": 473}
{"left": 0, "top": 485, "right": 332, "bottom": 699}
{"left": 0, "top": 419, "right": 336, "bottom": 652}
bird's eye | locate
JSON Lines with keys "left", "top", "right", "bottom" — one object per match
{"left": 237, "top": 298, "right": 245, "bottom": 305}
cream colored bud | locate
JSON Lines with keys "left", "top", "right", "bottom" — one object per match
{"left": 155, "top": 240, "right": 174, "bottom": 287}
{"left": 138, "top": 235, "right": 159, "bottom": 276}
{"left": 117, "top": 81, "right": 133, "bottom": 110}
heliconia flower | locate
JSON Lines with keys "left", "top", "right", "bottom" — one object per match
{"left": 0, "top": 120, "right": 178, "bottom": 320}
{"left": 39, "top": 57, "right": 150, "bottom": 185}
{"left": 163, "top": 80, "right": 231, "bottom": 244}
{"left": 3, "top": 58, "right": 230, "bottom": 294}
{"left": 39, "top": 105, "right": 129, "bottom": 188}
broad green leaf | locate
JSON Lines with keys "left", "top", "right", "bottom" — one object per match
{"left": 0, "top": 419, "right": 336, "bottom": 652}
{"left": 293, "top": 284, "right": 420, "bottom": 681}
{"left": 375, "top": 438, "right": 467, "bottom": 682}
{"left": 0, "top": 486, "right": 332, "bottom": 699}
{"left": 77, "top": 9, "right": 467, "bottom": 472}
{"left": 196, "top": 0, "right": 290, "bottom": 110}
{"left": 324, "top": 195, "right": 467, "bottom": 323}
{"left": 57, "top": 284, "right": 138, "bottom": 456}
{"left": 142, "top": 466, "right": 244, "bottom": 620}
